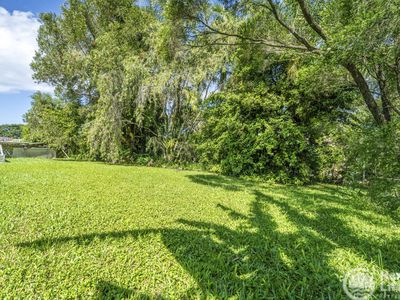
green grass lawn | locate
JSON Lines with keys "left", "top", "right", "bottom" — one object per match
{"left": 0, "top": 159, "right": 399, "bottom": 299}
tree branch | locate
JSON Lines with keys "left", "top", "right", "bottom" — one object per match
{"left": 394, "top": 56, "right": 400, "bottom": 100}
{"left": 376, "top": 66, "right": 392, "bottom": 121}
{"left": 344, "top": 63, "right": 384, "bottom": 125}
{"left": 265, "top": 0, "right": 317, "bottom": 51}
{"left": 84, "top": 4, "right": 97, "bottom": 40}
{"left": 295, "top": 0, "right": 327, "bottom": 40}
{"left": 192, "top": 16, "right": 311, "bottom": 51}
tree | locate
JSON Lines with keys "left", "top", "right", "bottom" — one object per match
{"left": 31, "top": 0, "right": 225, "bottom": 162}
{"left": 197, "top": 44, "right": 355, "bottom": 182}
{"left": 166, "top": 0, "right": 400, "bottom": 125}
{"left": 23, "top": 92, "right": 83, "bottom": 156}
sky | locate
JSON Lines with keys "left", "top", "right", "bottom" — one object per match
{"left": 0, "top": 0, "right": 64, "bottom": 125}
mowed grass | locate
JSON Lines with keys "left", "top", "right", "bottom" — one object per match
{"left": 0, "top": 159, "right": 399, "bottom": 299}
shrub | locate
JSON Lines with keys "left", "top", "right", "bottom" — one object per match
{"left": 197, "top": 91, "right": 315, "bottom": 183}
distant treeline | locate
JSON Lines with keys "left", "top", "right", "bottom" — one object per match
{"left": 0, "top": 124, "right": 24, "bottom": 139}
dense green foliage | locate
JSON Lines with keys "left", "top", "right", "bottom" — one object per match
{"left": 198, "top": 90, "right": 315, "bottom": 181}
{"left": 29, "top": 0, "right": 224, "bottom": 163}
{"left": 1, "top": 159, "right": 399, "bottom": 298}
{"left": 346, "top": 121, "right": 400, "bottom": 212}
{"left": 25, "top": 1, "right": 400, "bottom": 200}
{"left": 0, "top": 124, "right": 24, "bottom": 139}
{"left": 23, "top": 92, "right": 83, "bottom": 156}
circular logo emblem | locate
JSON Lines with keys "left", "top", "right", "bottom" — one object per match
{"left": 343, "top": 268, "right": 376, "bottom": 300}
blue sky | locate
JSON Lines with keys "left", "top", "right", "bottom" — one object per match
{"left": 0, "top": 0, "right": 63, "bottom": 15}
{"left": 0, "top": 0, "right": 64, "bottom": 125}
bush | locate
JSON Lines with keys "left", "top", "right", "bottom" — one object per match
{"left": 197, "top": 91, "right": 315, "bottom": 183}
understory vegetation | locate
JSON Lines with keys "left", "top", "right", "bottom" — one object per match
{"left": 0, "top": 159, "right": 399, "bottom": 298}
{"left": 23, "top": 0, "right": 400, "bottom": 210}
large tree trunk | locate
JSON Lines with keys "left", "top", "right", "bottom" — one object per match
{"left": 343, "top": 63, "right": 384, "bottom": 125}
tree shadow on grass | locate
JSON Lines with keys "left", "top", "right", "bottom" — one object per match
{"left": 187, "top": 175, "right": 400, "bottom": 265}
{"left": 17, "top": 229, "right": 157, "bottom": 249}
{"left": 16, "top": 198, "right": 343, "bottom": 297}
{"left": 16, "top": 174, "right": 400, "bottom": 298}
{"left": 185, "top": 174, "right": 255, "bottom": 191}
{"left": 96, "top": 281, "right": 135, "bottom": 300}
{"left": 95, "top": 281, "right": 166, "bottom": 300}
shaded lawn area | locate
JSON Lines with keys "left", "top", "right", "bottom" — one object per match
{"left": 0, "top": 159, "right": 399, "bottom": 299}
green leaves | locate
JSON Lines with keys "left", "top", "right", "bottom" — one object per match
{"left": 346, "top": 120, "right": 400, "bottom": 211}
{"left": 197, "top": 90, "right": 314, "bottom": 181}
{"left": 23, "top": 92, "right": 83, "bottom": 156}
{"left": 0, "top": 125, "right": 24, "bottom": 139}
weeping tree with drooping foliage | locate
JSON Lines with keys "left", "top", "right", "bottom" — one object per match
{"left": 30, "top": 0, "right": 228, "bottom": 163}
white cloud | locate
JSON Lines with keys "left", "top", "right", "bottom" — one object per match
{"left": 0, "top": 7, "right": 52, "bottom": 93}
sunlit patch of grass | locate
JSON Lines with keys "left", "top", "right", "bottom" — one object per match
{"left": 0, "top": 159, "right": 399, "bottom": 299}
{"left": 264, "top": 202, "right": 298, "bottom": 234}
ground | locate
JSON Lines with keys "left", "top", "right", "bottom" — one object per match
{"left": 0, "top": 159, "right": 399, "bottom": 299}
